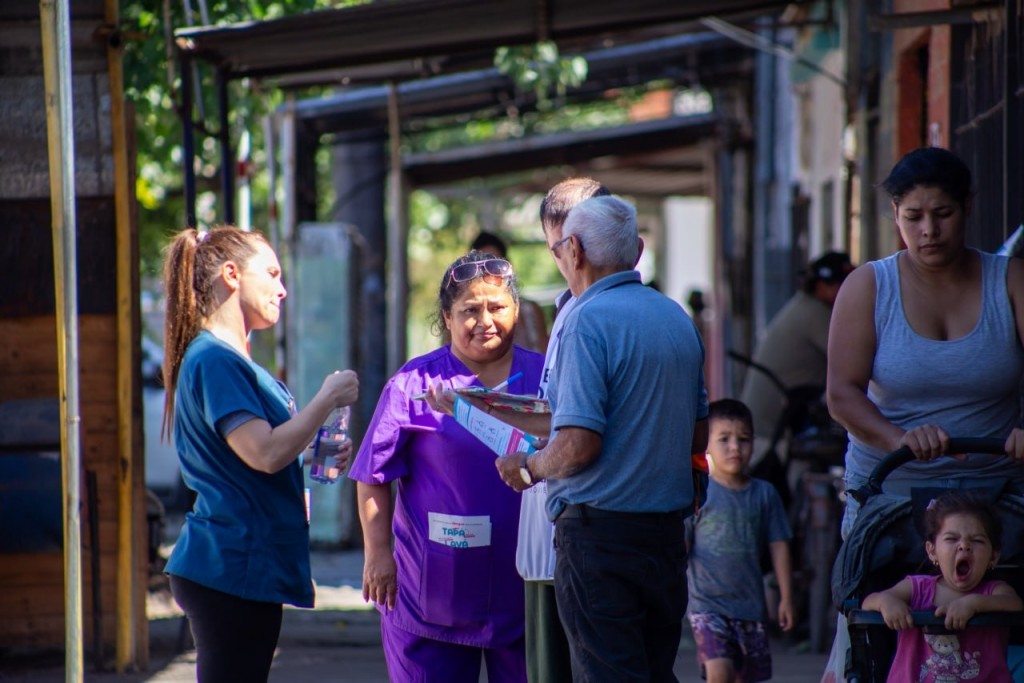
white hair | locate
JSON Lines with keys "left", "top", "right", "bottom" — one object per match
{"left": 562, "top": 195, "right": 638, "bottom": 269}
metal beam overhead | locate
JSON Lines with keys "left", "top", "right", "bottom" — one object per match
{"left": 175, "top": 0, "right": 798, "bottom": 81}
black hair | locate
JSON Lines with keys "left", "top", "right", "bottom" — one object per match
{"left": 470, "top": 231, "right": 508, "bottom": 258}
{"left": 880, "top": 147, "right": 973, "bottom": 208}
{"left": 708, "top": 398, "right": 754, "bottom": 433}
{"left": 923, "top": 491, "right": 1002, "bottom": 551}
{"left": 430, "top": 250, "right": 520, "bottom": 337}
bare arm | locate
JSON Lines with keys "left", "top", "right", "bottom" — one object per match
{"left": 826, "top": 264, "right": 907, "bottom": 453}
{"left": 1003, "top": 259, "right": 1024, "bottom": 462}
{"left": 769, "top": 539, "right": 794, "bottom": 631}
{"left": 357, "top": 482, "right": 398, "bottom": 609}
{"left": 226, "top": 370, "right": 359, "bottom": 473}
{"left": 936, "top": 581, "right": 1024, "bottom": 630}
{"left": 488, "top": 408, "right": 553, "bottom": 438}
{"left": 862, "top": 577, "right": 914, "bottom": 630}
{"left": 425, "top": 387, "right": 553, "bottom": 437}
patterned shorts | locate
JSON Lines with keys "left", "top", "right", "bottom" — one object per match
{"left": 688, "top": 611, "right": 772, "bottom": 683}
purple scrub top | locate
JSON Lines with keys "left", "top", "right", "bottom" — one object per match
{"left": 349, "top": 345, "right": 544, "bottom": 647}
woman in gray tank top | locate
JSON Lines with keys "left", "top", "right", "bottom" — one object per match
{"left": 826, "top": 146, "right": 1024, "bottom": 539}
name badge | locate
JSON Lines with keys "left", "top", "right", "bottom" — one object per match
{"left": 428, "top": 512, "right": 491, "bottom": 549}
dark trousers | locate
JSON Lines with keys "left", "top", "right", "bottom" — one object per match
{"left": 526, "top": 580, "right": 573, "bottom": 683}
{"left": 554, "top": 506, "right": 688, "bottom": 683}
{"left": 170, "top": 574, "right": 283, "bottom": 683}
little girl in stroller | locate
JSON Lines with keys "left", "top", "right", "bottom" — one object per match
{"left": 861, "top": 490, "right": 1021, "bottom": 682}
{"left": 831, "top": 439, "right": 1024, "bottom": 683}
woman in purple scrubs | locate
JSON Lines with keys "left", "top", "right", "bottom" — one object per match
{"left": 349, "top": 251, "right": 544, "bottom": 682}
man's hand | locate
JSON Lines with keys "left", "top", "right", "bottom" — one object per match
{"left": 495, "top": 451, "right": 534, "bottom": 492}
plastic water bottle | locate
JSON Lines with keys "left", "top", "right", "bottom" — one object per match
{"left": 309, "top": 406, "right": 351, "bottom": 485}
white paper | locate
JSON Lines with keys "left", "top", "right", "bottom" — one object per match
{"left": 453, "top": 396, "right": 537, "bottom": 456}
{"left": 428, "top": 512, "right": 492, "bottom": 548}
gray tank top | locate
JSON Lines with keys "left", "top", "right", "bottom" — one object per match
{"left": 846, "top": 250, "right": 1024, "bottom": 486}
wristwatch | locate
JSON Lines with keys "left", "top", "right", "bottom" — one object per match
{"left": 519, "top": 457, "right": 534, "bottom": 485}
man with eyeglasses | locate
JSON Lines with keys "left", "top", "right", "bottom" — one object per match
{"left": 496, "top": 194, "right": 709, "bottom": 682}
{"left": 454, "top": 177, "right": 611, "bottom": 683}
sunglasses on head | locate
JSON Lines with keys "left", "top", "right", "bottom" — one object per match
{"left": 447, "top": 258, "right": 514, "bottom": 285}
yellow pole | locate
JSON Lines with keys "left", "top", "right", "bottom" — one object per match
{"left": 104, "top": 0, "right": 143, "bottom": 670}
{"left": 39, "top": 0, "right": 84, "bottom": 680}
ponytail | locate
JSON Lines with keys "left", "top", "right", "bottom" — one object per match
{"left": 160, "top": 225, "right": 268, "bottom": 439}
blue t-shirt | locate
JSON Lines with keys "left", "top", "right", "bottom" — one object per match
{"left": 165, "top": 331, "right": 313, "bottom": 607}
{"left": 686, "top": 478, "right": 791, "bottom": 621}
{"left": 546, "top": 271, "right": 708, "bottom": 519}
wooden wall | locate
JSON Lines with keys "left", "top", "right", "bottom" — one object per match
{"left": 0, "top": 0, "right": 146, "bottom": 664}
{"left": 0, "top": 316, "right": 123, "bottom": 649}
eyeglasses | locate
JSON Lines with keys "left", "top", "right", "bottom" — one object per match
{"left": 446, "top": 258, "right": 514, "bottom": 286}
{"left": 549, "top": 235, "right": 571, "bottom": 255}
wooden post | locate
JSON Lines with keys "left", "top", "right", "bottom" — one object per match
{"left": 39, "top": 0, "right": 84, "bottom": 679}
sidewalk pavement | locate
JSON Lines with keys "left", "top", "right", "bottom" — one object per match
{"left": 2, "top": 548, "right": 829, "bottom": 682}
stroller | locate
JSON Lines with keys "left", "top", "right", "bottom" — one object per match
{"left": 831, "top": 438, "right": 1024, "bottom": 682}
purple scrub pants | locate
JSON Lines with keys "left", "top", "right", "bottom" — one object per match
{"left": 381, "top": 618, "right": 527, "bottom": 683}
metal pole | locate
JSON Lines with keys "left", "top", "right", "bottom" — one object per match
{"left": 386, "top": 83, "right": 408, "bottom": 374}
{"left": 217, "top": 68, "right": 235, "bottom": 225}
{"left": 280, "top": 103, "right": 297, "bottom": 381}
{"left": 264, "top": 114, "right": 287, "bottom": 374}
{"left": 1004, "top": 0, "right": 1021, "bottom": 240}
{"left": 180, "top": 50, "right": 197, "bottom": 228}
{"left": 104, "top": 0, "right": 142, "bottom": 669}
{"left": 238, "top": 128, "right": 251, "bottom": 231}
{"left": 39, "top": 0, "right": 84, "bottom": 680}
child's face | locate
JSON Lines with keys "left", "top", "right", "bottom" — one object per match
{"left": 925, "top": 512, "right": 998, "bottom": 592}
{"left": 707, "top": 417, "right": 753, "bottom": 477}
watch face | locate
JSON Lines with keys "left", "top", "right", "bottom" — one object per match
{"left": 519, "top": 466, "right": 532, "bottom": 485}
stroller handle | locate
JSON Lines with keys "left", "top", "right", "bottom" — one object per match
{"left": 850, "top": 437, "right": 1006, "bottom": 505}
{"left": 847, "top": 607, "right": 1024, "bottom": 632}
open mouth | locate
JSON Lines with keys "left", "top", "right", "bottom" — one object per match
{"left": 955, "top": 559, "right": 972, "bottom": 579}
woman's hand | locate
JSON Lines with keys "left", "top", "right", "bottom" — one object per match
{"left": 316, "top": 435, "right": 353, "bottom": 473}
{"left": 362, "top": 547, "right": 398, "bottom": 610}
{"left": 423, "top": 383, "right": 457, "bottom": 416}
{"left": 320, "top": 369, "right": 360, "bottom": 409}
{"left": 899, "top": 424, "right": 951, "bottom": 462}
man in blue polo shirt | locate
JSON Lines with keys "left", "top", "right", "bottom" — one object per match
{"left": 496, "top": 194, "right": 709, "bottom": 682}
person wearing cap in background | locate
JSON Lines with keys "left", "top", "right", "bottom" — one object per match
{"left": 739, "top": 251, "right": 854, "bottom": 500}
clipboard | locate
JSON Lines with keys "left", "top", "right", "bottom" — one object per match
{"left": 453, "top": 396, "right": 538, "bottom": 456}
{"left": 453, "top": 386, "right": 550, "bottom": 414}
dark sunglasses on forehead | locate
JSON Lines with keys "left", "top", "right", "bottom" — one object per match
{"left": 447, "top": 258, "right": 514, "bottom": 285}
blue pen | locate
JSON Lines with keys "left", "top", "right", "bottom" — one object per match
{"left": 489, "top": 371, "right": 523, "bottom": 392}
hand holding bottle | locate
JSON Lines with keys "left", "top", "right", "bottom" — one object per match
{"left": 310, "top": 406, "right": 351, "bottom": 484}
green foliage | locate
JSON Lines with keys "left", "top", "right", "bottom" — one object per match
{"left": 121, "top": 0, "right": 341, "bottom": 277}
{"left": 121, "top": 2, "right": 647, "bottom": 360}
{"left": 494, "top": 41, "right": 588, "bottom": 111}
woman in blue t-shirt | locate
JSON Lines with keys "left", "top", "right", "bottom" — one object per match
{"left": 161, "top": 226, "right": 359, "bottom": 682}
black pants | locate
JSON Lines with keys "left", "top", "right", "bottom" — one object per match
{"left": 554, "top": 506, "right": 688, "bottom": 683}
{"left": 170, "top": 574, "right": 283, "bottom": 683}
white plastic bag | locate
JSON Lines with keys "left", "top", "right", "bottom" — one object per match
{"left": 820, "top": 613, "right": 850, "bottom": 683}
